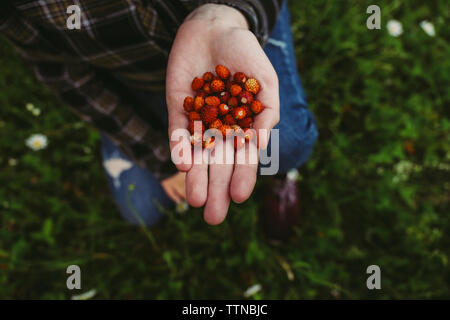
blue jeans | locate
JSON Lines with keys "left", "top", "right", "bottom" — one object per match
{"left": 101, "top": 2, "right": 318, "bottom": 226}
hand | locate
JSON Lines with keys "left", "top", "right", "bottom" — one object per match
{"left": 166, "top": 4, "right": 280, "bottom": 225}
{"left": 161, "top": 171, "right": 187, "bottom": 203}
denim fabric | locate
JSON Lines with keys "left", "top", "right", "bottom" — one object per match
{"left": 101, "top": 1, "right": 318, "bottom": 225}
{"left": 263, "top": 1, "right": 318, "bottom": 174}
{"left": 101, "top": 134, "right": 173, "bottom": 225}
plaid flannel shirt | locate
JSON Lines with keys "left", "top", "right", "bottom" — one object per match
{"left": 0, "top": 0, "right": 282, "bottom": 178}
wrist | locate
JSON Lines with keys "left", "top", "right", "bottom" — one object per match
{"left": 185, "top": 4, "right": 249, "bottom": 30}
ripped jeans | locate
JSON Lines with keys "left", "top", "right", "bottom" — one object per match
{"left": 101, "top": 1, "right": 318, "bottom": 226}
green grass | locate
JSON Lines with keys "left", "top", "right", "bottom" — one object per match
{"left": 0, "top": 0, "right": 449, "bottom": 299}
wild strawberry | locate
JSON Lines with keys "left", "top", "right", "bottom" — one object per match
{"left": 183, "top": 96, "right": 194, "bottom": 112}
{"left": 242, "top": 104, "right": 252, "bottom": 117}
{"left": 233, "top": 72, "right": 247, "bottom": 84}
{"left": 226, "top": 80, "right": 233, "bottom": 91}
{"left": 209, "top": 118, "right": 222, "bottom": 130}
{"left": 191, "top": 77, "right": 204, "bottom": 91}
{"left": 233, "top": 106, "right": 247, "bottom": 120}
{"left": 250, "top": 100, "right": 264, "bottom": 114}
{"left": 220, "top": 124, "right": 233, "bottom": 137}
{"left": 205, "top": 96, "right": 220, "bottom": 107}
{"left": 215, "top": 64, "right": 230, "bottom": 80}
{"left": 188, "top": 111, "right": 201, "bottom": 122}
{"left": 203, "top": 82, "right": 211, "bottom": 94}
{"left": 218, "top": 103, "right": 230, "bottom": 115}
{"left": 220, "top": 91, "right": 230, "bottom": 103}
{"left": 239, "top": 91, "right": 253, "bottom": 105}
{"left": 188, "top": 121, "right": 205, "bottom": 134}
{"left": 244, "top": 78, "right": 260, "bottom": 94}
{"left": 223, "top": 114, "right": 236, "bottom": 125}
{"left": 200, "top": 105, "right": 219, "bottom": 124}
{"left": 194, "top": 96, "right": 204, "bottom": 112}
{"left": 211, "top": 79, "right": 225, "bottom": 92}
{"left": 196, "top": 90, "right": 206, "bottom": 98}
{"left": 203, "top": 136, "right": 216, "bottom": 149}
{"left": 202, "top": 71, "right": 214, "bottom": 82}
{"left": 238, "top": 117, "right": 253, "bottom": 128}
{"left": 228, "top": 96, "right": 238, "bottom": 108}
{"left": 230, "top": 84, "right": 242, "bottom": 96}
{"left": 243, "top": 128, "right": 255, "bottom": 142}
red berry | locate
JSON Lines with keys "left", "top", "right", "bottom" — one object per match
{"left": 250, "top": 100, "right": 263, "bottom": 114}
{"left": 200, "top": 105, "right": 219, "bottom": 124}
{"left": 202, "top": 72, "right": 214, "bottom": 82}
{"left": 188, "top": 111, "right": 201, "bottom": 121}
{"left": 194, "top": 96, "right": 204, "bottom": 112}
{"left": 183, "top": 96, "right": 194, "bottom": 112}
{"left": 203, "top": 82, "right": 211, "bottom": 94}
{"left": 209, "top": 118, "right": 222, "bottom": 129}
{"left": 196, "top": 90, "right": 206, "bottom": 98}
{"left": 219, "top": 103, "right": 230, "bottom": 115}
{"left": 223, "top": 114, "right": 236, "bottom": 125}
{"left": 228, "top": 97, "right": 238, "bottom": 108}
{"left": 233, "top": 72, "right": 247, "bottom": 84}
{"left": 205, "top": 96, "right": 220, "bottom": 107}
{"left": 211, "top": 79, "right": 225, "bottom": 92}
{"left": 215, "top": 64, "right": 230, "bottom": 80}
{"left": 233, "top": 107, "right": 247, "bottom": 120}
{"left": 220, "top": 124, "right": 233, "bottom": 137}
{"left": 244, "top": 78, "right": 260, "bottom": 95}
{"left": 226, "top": 80, "right": 233, "bottom": 91}
{"left": 191, "top": 77, "right": 204, "bottom": 91}
{"left": 219, "top": 91, "right": 230, "bottom": 103}
{"left": 242, "top": 104, "right": 252, "bottom": 117}
{"left": 239, "top": 91, "right": 253, "bottom": 105}
{"left": 230, "top": 84, "right": 242, "bottom": 96}
{"left": 238, "top": 117, "right": 253, "bottom": 128}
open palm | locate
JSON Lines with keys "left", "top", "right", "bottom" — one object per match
{"left": 166, "top": 5, "right": 280, "bottom": 224}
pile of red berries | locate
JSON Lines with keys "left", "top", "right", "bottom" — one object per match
{"left": 183, "top": 64, "right": 264, "bottom": 148}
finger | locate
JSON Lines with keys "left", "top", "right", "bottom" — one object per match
{"left": 203, "top": 139, "right": 234, "bottom": 225}
{"left": 186, "top": 147, "right": 208, "bottom": 207}
{"left": 252, "top": 83, "right": 280, "bottom": 149}
{"left": 167, "top": 105, "right": 193, "bottom": 172}
{"left": 230, "top": 141, "right": 258, "bottom": 203}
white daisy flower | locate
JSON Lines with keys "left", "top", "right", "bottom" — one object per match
{"left": 26, "top": 134, "right": 48, "bottom": 151}
{"left": 176, "top": 200, "right": 189, "bottom": 214}
{"left": 71, "top": 289, "right": 97, "bottom": 300}
{"left": 420, "top": 20, "right": 435, "bottom": 37}
{"left": 243, "top": 284, "right": 262, "bottom": 298}
{"left": 286, "top": 168, "right": 299, "bottom": 181}
{"left": 8, "top": 158, "right": 18, "bottom": 166}
{"left": 387, "top": 20, "right": 403, "bottom": 37}
{"left": 32, "top": 108, "right": 41, "bottom": 116}
{"left": 25, "top": 103, "right": 35, "bottom": 111}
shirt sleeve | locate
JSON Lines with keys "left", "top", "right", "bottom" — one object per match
{"left": 0, "top": 6, "right": 173, "bottom": 178}
{"left": 206, "top": 0, "right": 283, "bottom": 45}
{"left": 174, "top": 0, "right": 283, "bottom": 45}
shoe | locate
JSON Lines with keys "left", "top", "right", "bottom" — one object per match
{"left": 261, "top": 169, "right": 301, "bottom": 240}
